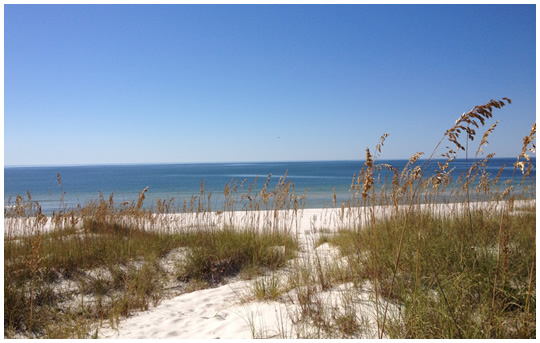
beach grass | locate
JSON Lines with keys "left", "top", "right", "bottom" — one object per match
{"left": 4, "top": 98, "right": 536, "bottom": 339}
{"left": 4, "top": 179, "right": 301, "bottom": 338}
{"left": 318, "top": 204, "right": 535, "bottom": 338}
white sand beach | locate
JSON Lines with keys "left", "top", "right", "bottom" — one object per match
{"left": 85, "top": 206, "right": 387, "bottom": 339}
{"left": 95, "top": 201, "right": 531, "bottom": 339}
{"left": 4, "top": 200, "right": 534, "bottom": 339}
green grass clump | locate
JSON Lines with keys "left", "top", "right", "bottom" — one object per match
{"left": 177, "top": 227, "right": 296, "bottom": 284}
{"left": 4, "top": 215, "right": 297, "bottom": 338}
{"left": 324, "top": 207, "right": 535, "bottom": 338}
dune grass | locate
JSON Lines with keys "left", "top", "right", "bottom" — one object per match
{"left": 319, "top": 204, "right": 535, "bottom": 338}
{"left": 304, "top": 98, "right": 536, "bottom": 338}
{"left": 4, "top": 219, "right": 298, "bottom": 338}
{"left": 4, "top": 176, "right": 300, "bottom": 338}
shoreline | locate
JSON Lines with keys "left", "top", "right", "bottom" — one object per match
{"left": 5, "top": 199, "right": 535, "bottom": 237}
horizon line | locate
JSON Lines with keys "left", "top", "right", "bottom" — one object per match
{"left": 4, "top": 156, "right": 529, "bottom": 168}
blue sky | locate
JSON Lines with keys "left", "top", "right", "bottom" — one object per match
{"left": 4, "top": 4, "right": 536, "bottom": 166}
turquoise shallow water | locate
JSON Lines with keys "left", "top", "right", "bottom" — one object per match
{"left": 4, "top": 158, "right": 535, "bottom": 214}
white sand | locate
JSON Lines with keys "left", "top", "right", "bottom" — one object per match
{"left": 95, "top": 201, "right": 533, "bottom": 339}
{"left": 5, "top": 200, "right": 534, "bottom": 339}
{"left": 95, "top": 207, "right": 394, "bottom": 339}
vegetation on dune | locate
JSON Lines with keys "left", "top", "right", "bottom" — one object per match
{"left": 4, "top": 174, "right": 301, "bottom": 338}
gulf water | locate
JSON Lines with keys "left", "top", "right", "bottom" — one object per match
{"left": 4, "top": 159, "right": 535, "bottom": 214}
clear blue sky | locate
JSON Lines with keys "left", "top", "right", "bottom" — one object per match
{"left": 4, "top": 4, "right": 536, "bottom": 166}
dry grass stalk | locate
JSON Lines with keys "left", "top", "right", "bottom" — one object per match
{"left": 476, "top": 120, "right": 499, "bottom": 158}
{"left": 514, "top": 122, "right": 536, "bottom": 178}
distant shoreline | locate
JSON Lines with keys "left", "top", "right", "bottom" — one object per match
{"left": 5, "top": 199, "right": 536, "bottom": 237}
{"left": 4, "top": 157, "right": 534, "bottom": 169}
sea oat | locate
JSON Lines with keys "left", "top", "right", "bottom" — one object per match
{"left": 514, "top": 122, "right": 536, "bottom": 177}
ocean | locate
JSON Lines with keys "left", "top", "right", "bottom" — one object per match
{"left": 4, "top": 158, "right": 535, "bottom": 214}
